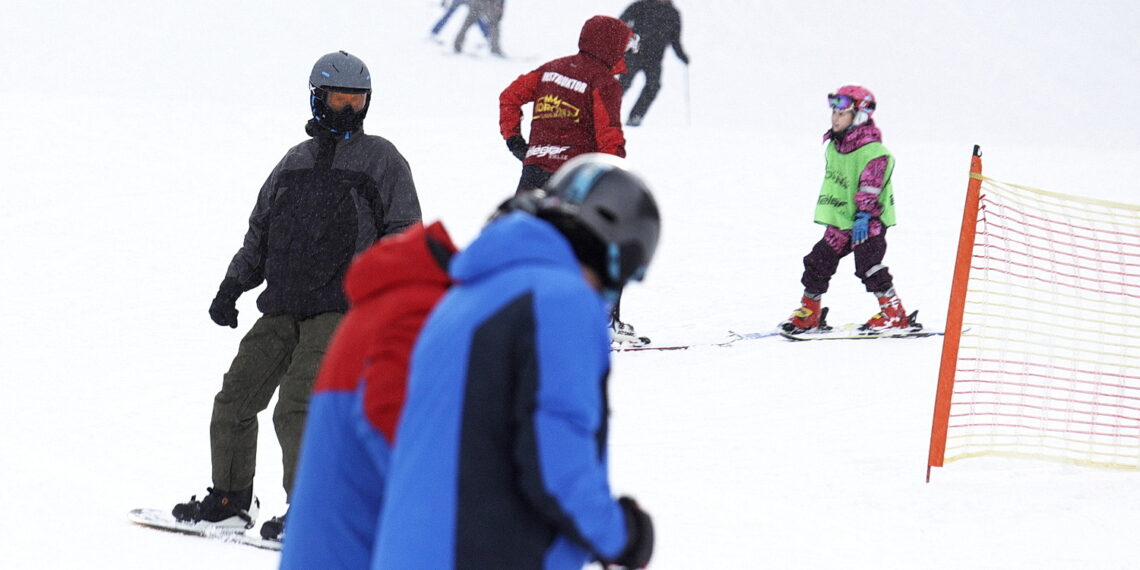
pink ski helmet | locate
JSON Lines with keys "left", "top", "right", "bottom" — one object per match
{"left": 828, "top": 85, "right": 876, "bottom": 126}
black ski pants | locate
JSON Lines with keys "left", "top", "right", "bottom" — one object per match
{"left": 516, "top": 164, "right": 553, "bottom": 194}
{"left": 209, "top": 312, "right": 342, "bottom": 501}
{"left": 619, "top": 56, "right": 664, "bottom": 121}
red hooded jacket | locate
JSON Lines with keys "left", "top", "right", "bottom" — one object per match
{"left": 499, "top": 15, "right": 633, "bottom": 173}
{"left": 311, "top": 221, "right": 455, "bottom": 443}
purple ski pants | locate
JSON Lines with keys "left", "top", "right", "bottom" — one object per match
{"left": 801, "top": 225, "right": 893, "bottom": 296}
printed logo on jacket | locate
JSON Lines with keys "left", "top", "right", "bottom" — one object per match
{"left": 526, "top": 145, "right": 572, "bottom": 161}
{"left": 541, "top": 71, "right": 587, "bottom": 93}
{"left": 824, "top": 167, "right": 850, "bottom": 190}
{"left": 534, "top": 94, "right": 581, "bottom": 123}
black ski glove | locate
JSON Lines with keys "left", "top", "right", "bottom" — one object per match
{"left": 506, "top": 135, "right": 528, "bottom": 161}
{"left": 209, "top": 277, "right": 242, "bottom": 328}
{"left": 608, "top": 496, "right": 654, "bottom": 569}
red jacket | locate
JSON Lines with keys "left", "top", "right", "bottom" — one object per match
{"left": 311, "top": 221, "right": 455, "bottom": 443}
{"left": 499, "top": 15, "right": 632, "bottom": 173}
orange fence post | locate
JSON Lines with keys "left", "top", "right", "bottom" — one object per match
{"left": 926, "top": 145, "right": 984, "bottom": 482}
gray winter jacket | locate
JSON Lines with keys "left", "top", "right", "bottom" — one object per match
{"left": 221, "top": 130, "right": 421, "bottom": 318}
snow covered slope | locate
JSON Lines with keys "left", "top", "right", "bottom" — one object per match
{"left": 2, "top": 1, "right": 1138, "bottom": 568}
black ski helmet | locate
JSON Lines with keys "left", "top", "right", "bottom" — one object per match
{"left": 308, "top": 50, "right": 372, "bottom": 133}
{"left": 540, "top": 154, "right": 661, "bottom": 292}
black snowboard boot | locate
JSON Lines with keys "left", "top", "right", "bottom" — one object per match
{"left": 172, "top": 486, "right": 259, "bottom": 530}
{"left": 260, "top": 509, "right": 287, "bottom": 541}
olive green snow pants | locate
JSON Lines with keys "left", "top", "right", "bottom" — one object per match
{"left": 209, "top": 312, "right": 342, "bottom": 501}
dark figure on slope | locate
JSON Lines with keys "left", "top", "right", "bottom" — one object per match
{"left": 170, "top": 50, "right": 422, "bottom": 540}
{"left": 618, "top": 0, "right": 689, "bottom": 126}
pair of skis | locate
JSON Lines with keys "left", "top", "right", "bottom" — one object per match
{"left": 612, "top": 310, "right": 942, "bottom": 352}
{"left": 779, "top": 308, "right": 940, "bottom": 341}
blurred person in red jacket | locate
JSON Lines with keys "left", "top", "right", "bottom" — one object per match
{"left": 279, "top": 221, "right": 456, "bottom": 567}
{"left": 499, "top": 15, "right": 634, "bottom": 193}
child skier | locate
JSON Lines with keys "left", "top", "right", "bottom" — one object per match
{"left": 780, "top": 85, "right": 911, "bottom": 333}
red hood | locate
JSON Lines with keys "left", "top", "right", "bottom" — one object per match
{"left": 578, "top": 15, "right": 632, "bottom": 73}
{"left": 344, "top": 221, "right": 456, "bottom": 306}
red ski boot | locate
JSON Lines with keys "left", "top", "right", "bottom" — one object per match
{"left": 861, "top": 291, "right": 910, "bottom": 331}
{"left": 780, "top": 295, "right": 828, "bottom": 333}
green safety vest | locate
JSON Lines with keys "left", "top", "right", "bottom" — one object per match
{"left": 814, "top": 141, "right": 896, "bottom": 229}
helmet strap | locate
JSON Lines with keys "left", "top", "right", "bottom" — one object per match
{"left": 606, "top": 243, "right": 622, "bottom": 286}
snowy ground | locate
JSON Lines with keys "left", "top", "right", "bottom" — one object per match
{"left": 2, "top": 1, "right": 1139, "bottom": 568}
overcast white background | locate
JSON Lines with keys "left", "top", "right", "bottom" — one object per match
{"left": 2, "top": 1, "right": 1139, "bottom": 568}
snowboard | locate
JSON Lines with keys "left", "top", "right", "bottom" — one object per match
{"left": 127, "top": 508, "right": 282, "bottom": 551}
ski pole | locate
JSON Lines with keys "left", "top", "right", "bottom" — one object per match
{"left": 684, "top": 63, "right": 691, "bottom": 127}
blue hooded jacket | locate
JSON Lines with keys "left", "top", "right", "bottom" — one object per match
{"left": 374, "top": 212, "right": 629, "bottom": 569}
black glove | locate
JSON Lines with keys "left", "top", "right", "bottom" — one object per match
{"left": 609, "top": 496, "right": 654, "bottom": 569}
{"left": 506, "top": 135, "right": 528, "bottom": 161}
{"left": 209, "top": 277, "right": 242, "bottom": 328}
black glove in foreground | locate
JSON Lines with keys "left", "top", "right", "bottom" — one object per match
{"left": 609, "top": 496, "right": 654, "bottom": 569}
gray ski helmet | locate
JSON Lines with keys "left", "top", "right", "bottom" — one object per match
{"left": 308, "top": 51, "right": 372, "bottom": 133}
{"left": 309, "top": 50, "right": 371, "bottom": 91}
{"left": 542, "top": 154, "right": 661, "bottom": 290}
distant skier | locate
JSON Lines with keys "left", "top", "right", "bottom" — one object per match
{"left": 170, "top": 51, "right": 422, "bottom": 540}
{"left": 499, "top": 15, "right": 634, "bottom": 192}
{"left": 454, "top": 0, "right": 505, "bottom": 56}
{"left": 430, "top": 0, "right": 489, "bottom": 44}
{"left": 780, "top": 85, "right": 912, "bottom": 334}
{"left": 617, "top": 0, "right": 690, "bottom": 126}
{"left": 373, "top": 154, "right": 659, "bottom": 570}
{"left": 280, "top": 221, "right": 456, "bottom": 567}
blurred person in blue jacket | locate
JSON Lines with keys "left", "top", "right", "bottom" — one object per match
{"left": 374, "top": 154, "right": 660, "bottom": 569}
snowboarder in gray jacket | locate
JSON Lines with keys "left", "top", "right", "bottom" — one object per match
{"left": 171, "top": 50, "right": 422, "bottom": 541}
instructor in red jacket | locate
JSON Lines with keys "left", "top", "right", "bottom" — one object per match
{"left": 500, "top": 15, "right": 635, "bottom": 193}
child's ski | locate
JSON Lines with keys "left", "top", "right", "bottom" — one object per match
{"left": 612, "top": 330, "right": 782, "bottom": 352}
